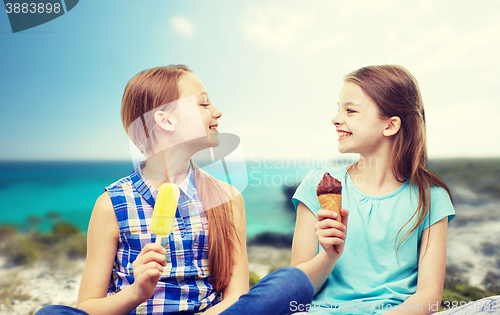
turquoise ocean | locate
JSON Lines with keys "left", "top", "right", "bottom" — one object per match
{"left": 0, "top": 160, "right": 333, "bottom": 237}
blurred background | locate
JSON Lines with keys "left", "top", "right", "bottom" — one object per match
{"left": 1, "top": 0, "right": 499, "bottom": 313}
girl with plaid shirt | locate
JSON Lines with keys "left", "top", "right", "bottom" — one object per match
{"left": 35, "top": 65, "right": 313, "bottom": 315}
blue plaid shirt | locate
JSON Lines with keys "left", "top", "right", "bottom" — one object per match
{"left": 105, "top": 161, "right": 218, "bottom": 314}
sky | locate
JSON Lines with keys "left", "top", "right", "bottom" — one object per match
{"left": 1, "top": 0, "right": 500, "bottom": 162}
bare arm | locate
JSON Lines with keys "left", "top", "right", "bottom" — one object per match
{"left": 203, "top": 192, "right": 249, "bottom": 314}
{"left": 77, "top": 193, "right": 166, "bottom": 315}
{"left": 291, "top": 202, "right": 348, "bottom": 294}
{"left": 385, "top": 217, "right": 448, "bottom": 315}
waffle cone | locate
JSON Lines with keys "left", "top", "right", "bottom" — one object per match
{"left": 317, "top": 193, "right": 342, "bottom": 254}
{"left": 318, "top": 193, "right": 342, "bottom": 222}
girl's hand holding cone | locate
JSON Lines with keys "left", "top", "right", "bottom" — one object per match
{"left": 316, "top": 172, "right": 345, "bottom": 255}
{"left": 315, "top": 208, "right": 349, "bottom": 258}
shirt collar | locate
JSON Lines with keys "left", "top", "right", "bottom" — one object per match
{"left": 178, "top": 161, "right": 196, "bottom": 200}
{"left": 131, "top": 161, "right": 196, "bottom": 208}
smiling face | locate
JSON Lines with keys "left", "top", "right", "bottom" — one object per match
{"left": 333, "top": 82, "right": 391, "bottom": 156}
{"left": 177, "top": 72, "right": 222, "bottom": 147}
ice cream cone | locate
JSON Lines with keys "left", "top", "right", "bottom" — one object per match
{"left": 318, "top": 193, "right": 342, "bottom": 223}
{"left": 316, "top": 172, "right": 342, "bottom": 254}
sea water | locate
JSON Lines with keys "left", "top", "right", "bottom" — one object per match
{"left": 0, "top": 160, "right": 320, "bottom": 236}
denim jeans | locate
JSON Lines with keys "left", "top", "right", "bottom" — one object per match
{"left": 35, "top": 267, "right": 314, "bottom": 315}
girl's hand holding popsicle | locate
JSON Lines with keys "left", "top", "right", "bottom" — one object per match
{"left": 130, "top": 183, "right": 180, "bottom": 302}
{"left": 131, "top": 243, "right": 167, "bottom": 302}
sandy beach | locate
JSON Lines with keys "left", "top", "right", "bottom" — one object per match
{"left": 0, "top": 246, "right": 290, "bottom": 315}
{"left": 0, "top": 256, "right": 85, "bottom": 315}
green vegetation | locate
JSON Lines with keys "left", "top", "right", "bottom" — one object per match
{"left": 0, "top": 215, "right": 87, "bottom": 268}
{"left": 441, "top": 266, "right": 500, "bottom": 309}
{"left": 0, "top": 225, "right": 16, "bottom": 239}
{"left": 442, "top": 285, "right": 490, "bottom": 305}
{"left": 249, "top": 271, "right": 261, "bottom": 288}
{"left": 428, "top": 158, "right": 500, "bottom": 199}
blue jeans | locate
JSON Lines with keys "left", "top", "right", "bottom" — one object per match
{"left": 35, "top": 267, "right": 314, "bottom": 315}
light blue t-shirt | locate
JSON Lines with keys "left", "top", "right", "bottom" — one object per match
{"left": 292, "top": 167, "right": 455, "bottom": 315}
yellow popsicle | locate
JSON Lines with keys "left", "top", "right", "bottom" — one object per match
{"left": 151, "top": 183, "right": 180, "bottom": 242}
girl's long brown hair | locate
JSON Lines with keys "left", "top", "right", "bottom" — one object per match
{"left": 345, "top": 65, "right": 452, "bottom": 252}
{"left": 121, "top": 65, "right": 239, "bottom": 293}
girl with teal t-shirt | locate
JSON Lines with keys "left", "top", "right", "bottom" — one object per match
{"left": 291, "top": 65, "right": 456, "bottom": 314}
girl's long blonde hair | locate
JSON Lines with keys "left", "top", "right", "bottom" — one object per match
{"left": 121, "top": 65, "right": 239, "bottom": 293}
{"left": 345, "top": 65, "right": 452, "bottom": 252}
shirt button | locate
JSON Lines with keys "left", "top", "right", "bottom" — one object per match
{"left": 185, "top": 279, "right": 189, "bottom": 284}
{"left": 187, "top": 299, "right": 193, "bottom": 303}
{"left": 184, "top": 260, "right": 190, "bottom": 266}
{"left": 181, "top": 232, "right": 186, "bottom": 238}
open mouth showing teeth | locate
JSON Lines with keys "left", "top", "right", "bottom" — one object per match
{"left": 338, "top": 131, "right": 351, "bottom": 138}
{"left": 209, "top": 126, "right": 217, "bottom": 130}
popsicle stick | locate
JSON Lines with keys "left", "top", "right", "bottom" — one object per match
{"left": 156, "top": 235, "right": 162, "bottom": 244}
{"left": 140, "top": 115, "right": 154, "bottom": 159}
{"left": 160, "top": 151, "right": 170, "bottom": 182}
